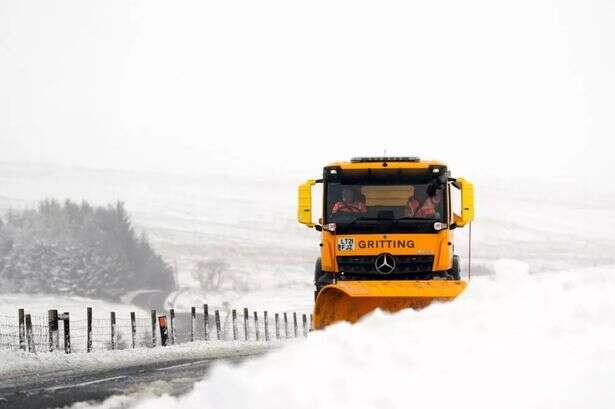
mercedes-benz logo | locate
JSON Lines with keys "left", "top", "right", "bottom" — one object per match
{"left": 375, "top": 253, "right": 396, "bottom": 274}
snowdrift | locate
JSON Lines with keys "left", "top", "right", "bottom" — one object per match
{"left": 0, "top": 340, "right": 276, "bottom": 380}
{"left": 86, "top": 260, "right": 615, "bottom": 409}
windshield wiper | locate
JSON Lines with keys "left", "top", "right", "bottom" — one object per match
{"left": 338, "top": 216, "right": 438, "bottom": 232}
{"left": 343, "top": 216, "right": 389, "bottom": 230}
{"left": 384, "top": 216, "right": 437, "bottom": 232}
{"left": 392, "top": 217, "right": 436, "bottom": 222}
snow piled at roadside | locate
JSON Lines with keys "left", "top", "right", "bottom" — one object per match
{"left": 82, "top": 260, "right": 615, "bottom": 409}
{"left": 0, "top": 294, "right": 148, "bottom": 318}
{"left": 0, "top": 340, "right": 277, "bottom": 380}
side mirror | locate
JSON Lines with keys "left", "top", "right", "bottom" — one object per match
{"left": 453, "top": 213, "right": 463, "bottom": 225}
{"left": 450, "top": 223, "right": 458, "bottom": 230}
{"left": 297, "top": 179, "right": 316, "bottom": 228}
{"left": 314, "top": 225, "right": 323, "bottom": 232}
{"left": 451, "top": 179, "right": 474, "bottom": 227}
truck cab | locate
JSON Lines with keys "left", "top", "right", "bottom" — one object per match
{"left": 298, "top": 157, "right": 474, "bottom": 299}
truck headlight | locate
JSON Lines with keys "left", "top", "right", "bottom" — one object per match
{"left": 324, "top": 223, "right": 337, "bottom": 232}
{"left": 433, "top": 222, "right": 448, "bottom": 231}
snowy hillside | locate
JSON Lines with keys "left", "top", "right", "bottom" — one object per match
{"left": 0, "top": 162, "right": 315, "bottom": 312}
{"left": 1, "top": 162, "right": 615, "bottom": 315}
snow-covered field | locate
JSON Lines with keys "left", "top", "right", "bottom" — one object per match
{"left": 77, "top": 261, "right": 615, "bottom": 409}
{"left": 2, "top": 162, "right": 614, "bottom": 316}
{"left": 2, "top": 162, "right": 615, "bottom": 408}
{"left": 0, "top": 162, "right": 316, "bottom": 314}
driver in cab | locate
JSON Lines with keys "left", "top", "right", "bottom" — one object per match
{"left": 332, "top": 188, "right": 368, "bottom": 214}
{"left": 417, "top": 184, "right": 442, "bottom": 218}
{"left": 405, "top": 184, "right": 441, "bottom": 218}
{"left": 404, "top": 186, "right": 420, "bottom": 217}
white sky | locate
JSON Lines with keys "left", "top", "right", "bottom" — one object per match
{"left": 1, "top": 0, "right": 613, "bottom": 179}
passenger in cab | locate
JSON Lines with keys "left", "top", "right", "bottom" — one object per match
{"left": 417, "top": 188, "right": 442, "bottom": 218}
{"left": 332, "top": 188, "right": 368, "bottom": 214}
{"left": 404, "top": 186, "right": 421, "bottom": 217}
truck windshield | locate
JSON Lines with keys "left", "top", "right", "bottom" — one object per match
{"left": 326, "top": 182, "right": 446, "bottom": 234}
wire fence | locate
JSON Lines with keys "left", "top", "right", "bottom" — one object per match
{"left": 1, "top": 306, "right": 312, "bottom": 354}
{"left": 0, "top": 315, "right": 20, "bottom": 351}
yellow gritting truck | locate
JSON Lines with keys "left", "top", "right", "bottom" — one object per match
{"left": 298, "top": 157, "right": 474, "bottom": 329}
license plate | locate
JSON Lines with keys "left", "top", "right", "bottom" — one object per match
{"left": 337, "top": 238, "right": 355, "bottom": 251}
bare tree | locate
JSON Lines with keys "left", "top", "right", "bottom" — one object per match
{"left": 192, "top": 259, "right": 229, "bottom": 291}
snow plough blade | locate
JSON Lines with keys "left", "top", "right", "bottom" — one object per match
{"left": 313, "top": 280, "right": 467, "bottom": 329}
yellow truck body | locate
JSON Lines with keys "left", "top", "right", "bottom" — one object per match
{"left": 298, "top": 157, "right": 474, "bottom": 329}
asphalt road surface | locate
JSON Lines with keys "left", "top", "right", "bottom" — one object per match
{"left": 0, "top": 354, "right": 257, "bottom": 409}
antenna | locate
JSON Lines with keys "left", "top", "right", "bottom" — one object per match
{"left": 468, "top": 223, "right": 472, "bottom": 282}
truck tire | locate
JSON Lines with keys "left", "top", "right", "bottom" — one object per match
{"left": 314, "top": 258, "right": 332, "bottom": 300}
{"left": 449, "top": 255, "right": 461, "bottom": 280}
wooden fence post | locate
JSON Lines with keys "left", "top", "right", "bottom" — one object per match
{"left": 302, "top": 314, "right": 308, "bottom": 337}
{"left": 275, "top": 313, "right": 280, "bottom": 340}
{"left": 48, "top": 309, "right": 58, "bottom": 352}
{"left": 130, "top": 312, "right": 136, "bottom": 349}
{"left": 62, "top": 312, "right": 71, "bottom": 354}
{"left": 232, "top": 309, "right": 238, "bottom": 340}
{"left": 190, "top": 306, "right": 196, "bottom": 342}
{"left": 243, "top": 308, "right": 249, "bottom": 341}
{"left": 158, "top": 316, "right": 168, "bottom": 347}
{"left": 284, "top": 313, "right": 289, "bottom": 339}
{"left": 215, "top": 310, "right": 221, "bottom": 340}
{"left": 169, "top": 309, "right": 176, "bottom": 345}
{"left": 310, "top": 314, "right": 313, "bottom": 331}
{"left": 203, "top": 304, "right": 209, "bottom": 341}
{"left": 264, "top": 311, "right": 269, "bottom": 341}
{"left": 87, "top": 307, "right": 93, "bottom": 352}
{"left": 25, "top": 314, "right": 35, "bottom": 353}
{"left": 110, "top": 312, "right": 116, "bottom": 350}
{"left": 150, "top": 310, "right": 157, "bottom": 347}
{"left": 254, "top": 311, "right": 260, "bottom": 341}
{"left": 18, "top": 309, "right": 26, "bottom": 351}
{"left": 293, "top": 312, "right": 298, "bottom": 338}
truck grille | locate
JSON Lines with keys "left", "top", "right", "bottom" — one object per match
{"left": 336, "top": 255, "right": 435, "bottom": 280}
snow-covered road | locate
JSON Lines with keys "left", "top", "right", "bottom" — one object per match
{"left": 0, "top": 354, "right": 260, "bottom": 409}
{"left": 0, "top": 340, "right": 279, "bottom": 381}
{"left": 0, "top": 340, "right": 283, "bottom": 408}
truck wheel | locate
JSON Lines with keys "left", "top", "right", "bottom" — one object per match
{"left": 449, "top": 255, "right": 461, "bottom": 280}
{"left": 314, "top": 258, "right": 330, "bottom": 300}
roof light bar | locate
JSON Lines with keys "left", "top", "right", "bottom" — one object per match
{"left": 350, "top": 156, "right": 420, "bottom": 163}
